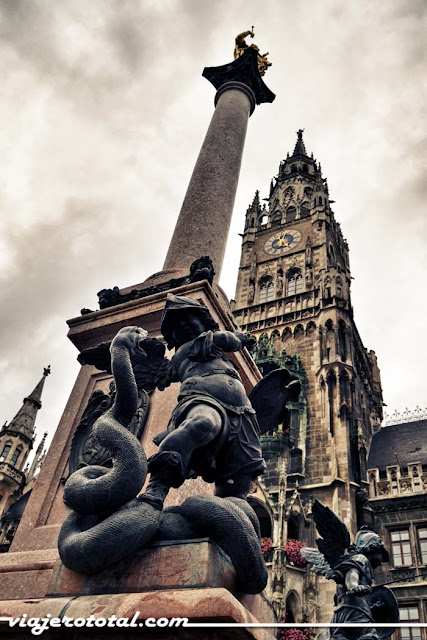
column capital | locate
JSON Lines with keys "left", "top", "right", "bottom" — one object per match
{"left": 203, "top": 47, "right": 275, "bottom": 110}
{"left": 215, "top": 81, "right": 256, "bottom": 116}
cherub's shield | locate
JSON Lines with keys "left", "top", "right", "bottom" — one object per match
{"left": 366, "top": 586, "right": 399, "bottom": 639}
{"left": 248, "top": 368, "right": 301, "bottom": 435}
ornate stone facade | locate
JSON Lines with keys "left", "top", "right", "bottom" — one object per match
{"left": 367, "top": 418, "right": 427, "bottom": 637}
{"left": 233, "top": 131, "right": 384, "bottom": 622}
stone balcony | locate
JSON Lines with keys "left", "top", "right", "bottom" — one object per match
{"left": 0, "top": 462, "right": 25, "bottom": 488}
{"left": 374, "top": 476, "right": 427, "bottom": 497}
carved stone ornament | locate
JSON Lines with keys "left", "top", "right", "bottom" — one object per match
{"left": 81, "top": 256, "right": 216, "bottom": 315}
{"left": 68, "top": 386, "right": 150, "bottom": 476}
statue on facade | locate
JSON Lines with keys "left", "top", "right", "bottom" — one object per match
{"left": 234, "top": 29, "right": 272, "bottom": 76}
{"left": 59, "top": 294, "right": 300, "bottom": 593}
{"left": 301, "top": 500, "right": 398, "bottom": 640}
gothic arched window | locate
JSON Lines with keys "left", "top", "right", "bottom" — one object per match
{"left": 272, "top": 211, "right": 281, "bottom": 225}
{"left": 288, "top": 514, "right": 300, "bottom": 540}
{"left": 287, "top": 271, "right": 303, "bottom": 295}
{"left": 258, "top": 214, "right": 268, "bottom": 228}
{"left": 286, "top": 206, "right": 296, "bottom": 222}
{"left": 10, "top": 448, "right": 22, "bottom": 467}
{"left": 300, "top": 201, "right": 310, "bottom": 218}
{"left": 259, "top": 280, "right": 274, "bottom": 303}
{"left": 0, "top": 444, "right": 11, "bottom": 462}
{"left": 247, "top": 499, "right": 272, "bottom": 538}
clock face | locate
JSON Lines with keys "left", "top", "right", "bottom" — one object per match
{"left": 264, "top": 229, "right": 302, "bottom": 255}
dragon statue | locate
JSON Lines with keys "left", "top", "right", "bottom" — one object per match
{"left": 301, "top": 500, "right": 399, "bottom": 640}
{"left": 58, "top": 293, "right": 300, "bottom": 594}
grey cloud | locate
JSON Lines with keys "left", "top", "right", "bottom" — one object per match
{"left": 0, "top": 0, "right": 426, "bottom": 449}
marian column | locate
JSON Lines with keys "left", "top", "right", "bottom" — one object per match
{"left": 162, "top": 46, "right": 275, "bottom": 281}
{"left": 0, "top": 39, "right": 278, "bottom": 639}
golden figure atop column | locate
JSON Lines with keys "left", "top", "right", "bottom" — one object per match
{"left": 234, "top": 28, "right": 272, "bottom": 76}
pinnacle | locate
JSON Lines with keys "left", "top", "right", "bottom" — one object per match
{"left": 248, "top": 190, "right": 261, "bottom": 213}
{"left": 27, "top": 367, "right": 50, "bottom": 408}
{"left": 293, "top": 129, "right": 307, "bottom": 156}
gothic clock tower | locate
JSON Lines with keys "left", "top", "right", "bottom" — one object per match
{"left": 233, "top": 130, "right": 383, "bottom": 535}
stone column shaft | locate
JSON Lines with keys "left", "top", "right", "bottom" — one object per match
{"left": 163, "top": 83, "right": 254, "bottom": 279}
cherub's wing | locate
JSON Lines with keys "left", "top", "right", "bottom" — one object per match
{"left": 133, "top": 337, "right": 173, "bottom": 392}
{"left": 78, "top": 337, "right": 173, "bottom": 392}
{"left": 312, "top": 500, "right": 351, "bottom": 569}
{"left": 300, "top": 547, "right": 335, "bottom": 579}
{"left": 248, "top": 368, "right": 301, "bottom": 434}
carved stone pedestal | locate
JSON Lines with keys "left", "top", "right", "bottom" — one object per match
{"left": 0, "top": 281, "right": 271, "bottom": 638}
{"left": 0, "top": 539, "right": 275, "bottom": 639}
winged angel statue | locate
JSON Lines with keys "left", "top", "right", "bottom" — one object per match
{"left": 58, "top": 293, "right": 300, "bottom": 593}
{"left": 301, "top": 501, "right": 399, "bottom": 640}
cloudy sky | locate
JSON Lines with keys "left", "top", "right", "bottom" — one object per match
{"left": 0, "top": 0, "right": 425, "bottom": 452}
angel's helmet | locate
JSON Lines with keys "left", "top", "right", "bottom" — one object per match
{"left": 161, "top": 293, "right": 219, "bottom": 349}
{"left": 354, "top": 526, "right": 389, "bottom": 563}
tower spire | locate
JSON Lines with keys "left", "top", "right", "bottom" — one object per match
{"left": 25, "top": 365, "right": 51, "bottom": 410}
{"left": 292, "top": 129, "right": 307, "bottom": 156}
{"left": 7, "top": 366, "right": 51, "bottom": 441}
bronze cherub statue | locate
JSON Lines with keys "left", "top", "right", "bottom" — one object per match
{"left": 59, "top": 293, "right": 300, "bottom": 594}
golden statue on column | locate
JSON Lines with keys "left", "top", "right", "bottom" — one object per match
{"left": 234, "top": 27, "right": 272, "bottom": 76}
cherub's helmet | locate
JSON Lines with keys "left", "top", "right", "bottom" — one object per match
{"left": 161, "top": 293, "right": 219, "bottom": 349}
{"left": 354, "top": 526, "right": 389, "bottom": 562}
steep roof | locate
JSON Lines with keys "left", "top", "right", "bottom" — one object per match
{"left": 292, "top": 129, "right": 308, "bottom": 157}
{"left": 25, "top": 365, "right": 51, "bottom": 409}
{"left": 368, "top": 420, "right": 427, "bottom": 470}
{"left": 5, "top": 366, "right": 51, "bottom": 441}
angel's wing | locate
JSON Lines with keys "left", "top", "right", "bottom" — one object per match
{"left": 300, "top": 547, "right": 335, "bottom": 579}
{"left": 312, "top": 500, "right": 351, "bottom": 569}
{"left": 78, "top": 337, "right": 173, "bottom": 392}
{"left": 248, "top": 368, "right": 301, "bottom": 434}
